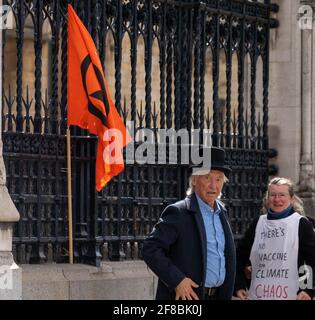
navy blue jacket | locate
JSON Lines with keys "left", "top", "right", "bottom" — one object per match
{"left": 141, "top": 193, "right": 236, "bottom": 300}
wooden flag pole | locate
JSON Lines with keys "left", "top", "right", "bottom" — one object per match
{"left": 67, "top": 126, "right": 74, "bottom": 264}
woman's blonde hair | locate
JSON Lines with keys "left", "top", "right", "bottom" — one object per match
{"left": 262, "top": 177, "right": 305, "bottom": 215}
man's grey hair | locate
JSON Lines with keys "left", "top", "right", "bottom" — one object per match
{"left": 186, "top": 172, "right": 229, "bottom": 195}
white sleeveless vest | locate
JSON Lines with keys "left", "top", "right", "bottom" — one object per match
{"left": 248, "top": 212, "right": 301, "bottom": 300}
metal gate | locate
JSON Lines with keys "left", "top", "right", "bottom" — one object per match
{"left": 1, "top": 0, "right": 278, "bottom": 266}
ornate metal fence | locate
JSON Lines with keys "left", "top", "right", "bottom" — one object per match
{"left": 2, "top": 0, "right": 278, "bottom": 266}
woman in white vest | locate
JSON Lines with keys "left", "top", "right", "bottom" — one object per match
{"left": 235, "top": 177, "right": 315, "bottom": 300}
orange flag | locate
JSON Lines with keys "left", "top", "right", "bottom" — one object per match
{"left": 68, "top": 4, "right": 132, "bottom": 191}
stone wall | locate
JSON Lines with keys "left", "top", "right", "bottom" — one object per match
{"left": 266, "top": 0, "right": 302, "bottom": 182}
{"left": 21, "top": 261, "right": 157, "bottom": 300}
{"left": 264, "top": 0, "right": 315, "bottom": 217}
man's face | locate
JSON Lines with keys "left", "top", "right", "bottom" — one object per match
{"left": 192, "top": 170, "right": 225, "bottom": 208}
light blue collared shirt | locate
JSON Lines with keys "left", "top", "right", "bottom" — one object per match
{"left": 196, "top": 194, "right": 226, "bottom": 288}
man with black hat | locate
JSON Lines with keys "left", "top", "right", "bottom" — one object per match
{"left": 141, "top": 147, "right": 236, "bottom": 300}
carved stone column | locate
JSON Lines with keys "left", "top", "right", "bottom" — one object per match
{"left": 0, "top": 0, "right": 22, "bottom": 299}
{"left": 298, "top": 0, "right": 315, "bottom": 216}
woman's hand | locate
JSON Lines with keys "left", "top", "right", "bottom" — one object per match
{"left": 296, "top": 291, "right": 311, "bottom": 300}
{"left": 236, "top": 289, "right": 249, "bottom": 300}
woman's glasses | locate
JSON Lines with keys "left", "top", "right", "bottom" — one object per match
{"left": 268, "top": 193, "right": 290, "bottom": 199}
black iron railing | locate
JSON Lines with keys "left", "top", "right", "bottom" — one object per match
{"left": 2, "top": 0, "right": 278, "bottom": 266}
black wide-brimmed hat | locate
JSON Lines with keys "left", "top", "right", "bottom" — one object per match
{"left": 189, "top": 146, "right": 231, "bottom": 177}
